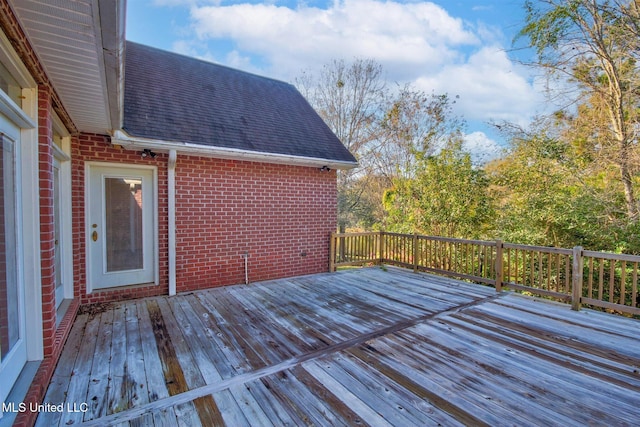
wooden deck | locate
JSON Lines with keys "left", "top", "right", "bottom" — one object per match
{"left": 37, "top": 267, "right": 640, "bottom": 426}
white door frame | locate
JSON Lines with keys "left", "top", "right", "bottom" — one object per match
{"left": 85, "top": 162, "right": 158, "bottom": 293}
{"left": 52, "top": 136, "right": 73, "bottom": 305}
{"left": 0, "top": 113, "right": 27, "bottom": 407}
{"left": 0, "top": 29, "right": 41, "bottom": 409}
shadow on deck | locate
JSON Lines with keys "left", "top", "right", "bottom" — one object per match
{"left": 36, "top": 267, "right": 640, "bottom": 426}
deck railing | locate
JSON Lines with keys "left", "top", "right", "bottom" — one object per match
{"left": 329, "top": 231, "right": 640, "bottom": 316}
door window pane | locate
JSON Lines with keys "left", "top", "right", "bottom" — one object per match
{"left": 105, "top": 177, "right": 143, "bottom": 272}
{"left": 0, "top": 135, "right": 18, "bottom": 361}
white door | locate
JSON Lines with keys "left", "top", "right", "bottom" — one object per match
{"left": 87, "top": 164, "right": 156, "bottom": 291}
{"left": 0, "top": 113, "right": 26, "bottom": 405}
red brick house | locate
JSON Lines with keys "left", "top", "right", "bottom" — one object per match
{"left": 0, "top": 1, "right": 356, "bottom": 423}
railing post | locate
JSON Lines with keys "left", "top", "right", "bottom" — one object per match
{"left": 413, "top": 233, "right": 418, "bottom": 272}
{"left": 379, "top": 231, "right": 385, "bottom": 265}
{"left": 495, "top": 240, "right": 503, "bottom": 292}
{"left": 329, "top": 232, "right": 336, "bottom": 272}
{"left": 572, "top": 246, "right": 583, "bottom": 311}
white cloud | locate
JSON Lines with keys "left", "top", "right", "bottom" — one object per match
{"left": 189, "top": 0, "right": 479, "bottom": 79}
{"left": 171, "top": 0, "right": 541, "bottom": 137}
{"left": 415, "top": 46, "right": 543, "bottom": 125}
{"left": 463, "top": 131, "right": 504, "bottom": 164}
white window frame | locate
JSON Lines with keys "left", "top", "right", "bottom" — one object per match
{"left": 52, "top": 114, "right": 73, "bottom": 306}
{"left": 0, "top": 30, "right": 42, "bottom": 365}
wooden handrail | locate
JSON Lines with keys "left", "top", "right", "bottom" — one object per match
{"left": 329, "top": 231, "right": 640, "bottom": 316}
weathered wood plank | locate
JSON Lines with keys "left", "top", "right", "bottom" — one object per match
{"left": 321, "top": 351, "right": 465, "bottom": 427}
{"left": 398, "top": 318, "right": 640, "bottom": 424}
{"left": 227, "top": 285, "right": 317, "bottom": 354}
{"left": 474, "top": 299, "right": 640, "bottom": 359}
{"left": 447, "top": 309, "right": 640, "bottom": 389}
{"left": 288, "top": 364, "right": 370, "bottom": 426}
{"left": 39, "top": 267, "right": 640, "bottom": 427}
{"left": 135, "top": 300, "right": 169, "bottom": 402}
{"left": 151, "top": 298, "right": 207, "bottom": 390}
{"left": 170, "top": 297, "right": 224, "bottom": 384}
{"left": 124, "top": 302, "right": 150, "bottom": 408}
{"left": 346, "top": 344, "right": 499, "bottom": 427}
{"left": 259, "top": 370, "right": 350, "bottom": 426}
{"left": 85, "top": 307, "right": 114, "bottom": 421}
{"left": 150, "top": 406, "right": 178, "bottom": 427}
{"left": 226, "top": 382, "right": 276, "bottom": 427}
{"left": 384, "top": 327, "right": 580, "bottom": 426}
{"left": 236, "top": 379, "right": 301, "bottom": 426}
{"left": 57, "top": 310, "right": 101, "bottom": 426}
{"left": 147, "top": 298, "right": 224, "bottom": 426}
{"left": 35, "top": 313, "right": 88, "bottom": 427}
{"left": 106, "top": 304, "right": 128, "bottom": 416}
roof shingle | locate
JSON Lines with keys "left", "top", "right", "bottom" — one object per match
{"left": 123, "top": 42, "right": 357, "bottom": 166}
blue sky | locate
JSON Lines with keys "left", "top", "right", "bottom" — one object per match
{"left": 126, "top": 0, "right": 544, "bottom": 161}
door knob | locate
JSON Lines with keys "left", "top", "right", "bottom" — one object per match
{"left": 92, "top": 231, "right": 98, "bottom": 242}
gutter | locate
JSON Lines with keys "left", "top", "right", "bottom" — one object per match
{"left": 97, "top": 0, "right": 126, "bottom": 130}
{"left": 111, "top": 130, "right": 358, "bottom": 170}
{"left": 168, "top": 149, "right": 177, "bottom": 296}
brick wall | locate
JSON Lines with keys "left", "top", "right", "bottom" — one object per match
{"left": 71, "top": 137, "right": 337, "bottom": 302}
{"left": 71, "top": 135, "right": 170, "bottom": 304}
{"left": 174, "top": 156, "right": 337, "bottom": 291}
{"left": 38, "top": 85, "right": 57, "bottom": 358}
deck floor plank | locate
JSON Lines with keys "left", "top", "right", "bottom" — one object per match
{"left": 37, "top": 267, "right": 640, "bottom": 426}
{"left": 397, "top": 319, "right": 639, "bottom": 425}
{"left": 123, "top": 302, "right": 150, "bottom": 409}
{"left": 135, "top": 300, "right": 169, "bottom": 403}
{"left": 35, "top": 313, "right": 88, "bottom": 427}
{"left": 303, "top": 357, "right": 419, "bottom": 426}
{"left": 84, "top": 307, "right": 114, "bottom": 421}
{"left": 382, "top": 328, "right": 582, "bottom": 426}
{"left": 236, "top": 378, "right": 305, "bottom": 426}
{"left": 106, "top": 304, "right": 128, "bottom": 416}
{"left": 170, "top": 297, "right": 224, "bottom": 384}
{"left": 447, "top": 310, "right": 640, "bottom": 389}
{"left": 57, "top": 309, "right": 101, "bottom": 426}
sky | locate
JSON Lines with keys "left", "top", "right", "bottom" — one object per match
{"left": 126, "top": 0, "right": 547, "bottom": 162}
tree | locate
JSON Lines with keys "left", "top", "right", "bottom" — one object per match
{"left": 383, "top": 140, "right": 494, "bottom": 239}
{"left": 487, "top": 119, "right": 640, "bottom": 252}
{"left": 373, "top": 88, "right": 465, "bottom": 183}
{"left": 517, "top": 0, "right": 640, "bottom": 219}
{"left": 295, "top": 59, "right": 387, "bottom": 231}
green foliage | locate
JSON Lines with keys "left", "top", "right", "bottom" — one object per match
{"left": 516, "top": 0, "right": 640, "bottom": 220}
{"left": 487, "top": 121, "right": 640, "bottom": 253}
{"left": 299, "top": 7, "right": 640, "bottom": 253}
{"left": 383, "top": 140, "right": 494, "bottom": 239}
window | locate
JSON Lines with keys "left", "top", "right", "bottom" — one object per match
{"left": 0, "top": 61, "right": 21, "bottom": 107}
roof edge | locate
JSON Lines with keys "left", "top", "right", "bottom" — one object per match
{"left": 112, "top": 130, "right": 359, "bottom": 170}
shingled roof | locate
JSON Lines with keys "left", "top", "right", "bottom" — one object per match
{"left": 122, "top": 42, "right": 357, "bottom": 167}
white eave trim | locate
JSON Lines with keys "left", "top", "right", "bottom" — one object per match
{"left": 112, "top": 130, "right": 358, "bottom": 170}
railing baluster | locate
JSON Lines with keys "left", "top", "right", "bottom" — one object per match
{"left": 609, "top": 261, "right": 615, "bottom": 303}
{"left": 537, "top": 252, "right": 543, "bottom": 290}
{"left": 587, "top": 257, "right": 593, "bottom": 299}
{"left": 546, "top": 253, "right": 551, "bottom": 291}
{"left": 598, "top": 260, "right": 604, "bottom": 300}
{"left": 633, "top": 262, "right": 638, "bottom": 308}
{"left": 564, "top": 254, "right": 571, "bottom": 294}
{"left": 620, "top": 260, "right": 626, "bottom": 306}
{"left": 330, "top": 231, "right": 640, "bottom": 315}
